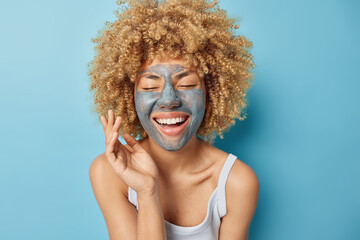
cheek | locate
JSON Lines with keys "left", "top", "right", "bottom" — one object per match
{"left": 179, "top": 89, "right": 206, "bottom": 112}
{"left": 135, "top": 92, "right": 160, "bottom": 116}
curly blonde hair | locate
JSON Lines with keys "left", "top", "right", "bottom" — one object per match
{"left": 88, "top": 0, "right": 255, "bottom": 143}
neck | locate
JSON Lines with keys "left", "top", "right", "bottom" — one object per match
{"left": 141, "top": 135, "right": 204, "bottom": 179}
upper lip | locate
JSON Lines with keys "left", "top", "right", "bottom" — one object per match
{"left": 151, "top": 112, "right": 190, "bottom": 120}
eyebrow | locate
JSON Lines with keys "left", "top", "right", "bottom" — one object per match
{"left": 140, "top": 73, "right": 161, "bottom": 80}
{"left": 175, "top": 70, "right": 195, "bottom": 80}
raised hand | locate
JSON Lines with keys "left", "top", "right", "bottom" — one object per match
{"left": 100, "top": 109, "right": 159, "bottom": 196}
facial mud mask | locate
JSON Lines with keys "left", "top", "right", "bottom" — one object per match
{"left": 135, "top": 63, "right": 206, "bottom": 151}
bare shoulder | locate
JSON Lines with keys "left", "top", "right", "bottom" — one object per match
{"left": 89, "top": 152, "right": 137, "bottom": 239}
{"left": 89, "top": 152, "right": 127, "bottom": 195}
{"left": 200, "top": 141, "right": 259, "bottom": 191}
{"left": 209, "top": 144, "right": 259, "bottom": 193}
{"left": 227, "top": 158, "right": 259, "bottom": 196}
{"left": 218, "top": 156, "right": 259, "bottom": 239}
{"left": 200, "top": 140, "right": 259, "bottom": 184}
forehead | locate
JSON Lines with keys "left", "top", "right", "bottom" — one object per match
{"left": 138, "top": 64, "right": 187, "bottom": 76}
{"left": 138, "top": 57, "right": 191, "bottom": 75}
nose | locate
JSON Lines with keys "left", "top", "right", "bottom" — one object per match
{"left": 157, "top": 84, "right": 181, "bottom": 109}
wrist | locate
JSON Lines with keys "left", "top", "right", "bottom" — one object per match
{"left": 138, "top": 182, "right": 160, "bottom": 200}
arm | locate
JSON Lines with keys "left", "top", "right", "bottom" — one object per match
{"left": 218, "top": 160, "right": 260, "bottom": 240}
{"left": 89, "top": 154, "right": 137, "bottom": 239}
{"left": 89, "top": 153, "right": 166, "bottom": 240}
{"left": 137, "top": 188, "right": 166, "bottom": 240}
{"left": 89, "top": 110, "right": 166, "bottom": 240}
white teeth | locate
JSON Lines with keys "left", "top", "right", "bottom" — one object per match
{"left": 155, "top": 117, "right": 187, "bottom": 125}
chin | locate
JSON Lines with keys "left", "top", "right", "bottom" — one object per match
{"left": 157, "top": 137, "right": 189, "bottom": 151}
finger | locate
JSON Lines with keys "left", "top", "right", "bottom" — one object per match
{"left": 100, "top": 115, "right": 107, "bottom": 133}
{"left": 108, "top": 132, "right": 129, "bottom": 156}
{"left": 107, "top": 116, "right": 121, "bottom": 146}
{"left": 124, "top": 133, "right": 144, "bottom": 153}
{"left": 108, "top": 109, "right": 115, "bottom": 129}
{"left": 105, "top": 132, "right": 118, "bottom": 163}
{"left": 106, "top": 132, "right": 118, "bottom": 153}
{"left": 114, "top": 136, "right": 128, "bottom": 156}
{"left": 105, "top": 109, "right": 115, "bottom": 140}
{"left": 123, "top": 143, "right": 135, "bottom": 154}
{"left": 112, "top": 116, "right": 122, "bottom": 133}
{"left": 107, "top": 133, "right": 128, "bottom": 174}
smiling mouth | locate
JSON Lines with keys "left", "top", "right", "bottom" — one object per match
{"left": 153, "top": 116, "right": 189, "bottom": 128}
{"left": 151, "top": 115, "right": 190, "bottom": 136}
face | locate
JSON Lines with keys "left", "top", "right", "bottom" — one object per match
{"left": 134, "top": 58, "right": 206, "bottom": 151}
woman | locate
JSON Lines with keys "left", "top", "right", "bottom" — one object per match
{"left": 88, "top": 0, "right": 259, "bottom": 239}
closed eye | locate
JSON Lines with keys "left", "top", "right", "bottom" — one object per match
{"left": 142, "top": 87, "right": 159, "bottom": 90}
{"left": 179, "top": 85, "right": 197, "bottom": 88}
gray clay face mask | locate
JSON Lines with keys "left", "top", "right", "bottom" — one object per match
{"left": 135, "top": 63, "right": 206, "bottom": 151}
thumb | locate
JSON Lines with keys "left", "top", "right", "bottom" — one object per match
{"left": 123, "top": 133, "right": 144, "bottom": 152}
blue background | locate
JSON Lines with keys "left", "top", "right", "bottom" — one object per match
{"left": 0, "top": 0, "right": 359, "bottom": 239}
